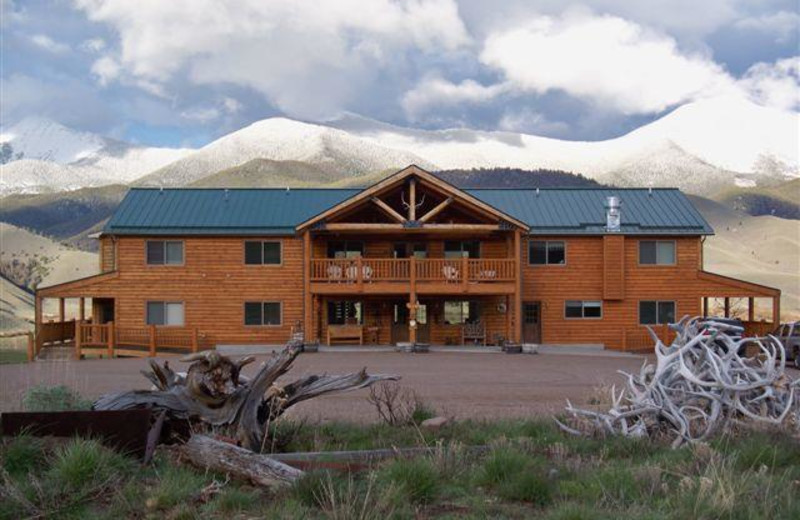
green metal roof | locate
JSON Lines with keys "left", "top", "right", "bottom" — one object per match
{"left": 105, "top": 187, "right": 713, "bottom": 236}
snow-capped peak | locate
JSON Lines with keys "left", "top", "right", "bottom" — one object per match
{"left": 0, "top": 116, "right": 109, "bottom": 164}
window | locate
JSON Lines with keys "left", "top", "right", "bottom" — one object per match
{"left": 327, "top": 241, "right": 364, "bottom": 259}
{"left": 146, "top": 240, "right": 183, "bottom": 265}
{"left": 244, "top": 302, "right": 281, "bottom": 326}
{"left": 244, "top": 241, "right": 281, "bottom": 265}
{"left": 639, "top": 301, "right": 676, "bottom": 325}
{"left": 444, "top": 301, "right": 480, "bottom": 324}
{"left": 444, "top": 240, "right": 480, "bottom": 258}
{"left": 564, "top": 300, "right": 602, "bottom": 319}
{"left": 639, "top": 241, "right": 675, "bottom": 265}
{"left": 529, "top": 240, "right": 565, "bottom": 265}
{"left": 327, "top": 301, "right": 362, "bottom": 325}
{"left": 146, "top": 301, "right": 184, "bottom": 325}
{"left": 393, "top": 242, "right": 428, "bottom": 259}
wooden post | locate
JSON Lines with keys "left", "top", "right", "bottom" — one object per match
{"left": 79, "top": 297, "right": 85, "bottom": 321}
{"left": 748, "top": 297, "right": 755, "bottom": 322}
{"left": 356, "top": 256, "right": 363, "bottom": 290}
{"left": 724, "top": 297, "right": 730, "bottom": 318}
{"left": 462, "top": 256, "right": 468, "bottom": 291}
{"left": 505, "top": 295, "right": 511, "bottom": 344}
{"left": 409, "top": 257, "right": 417, "bottom": 344}
{"left": 702, "top": 297, "right": 709, "bottom": 318}
{"left": 149, "top": 325, "right": 157, "bottom": 357}
{"left": 107, "top": 321, "right": 115, "bottom": 358}
{"left": 58, "top": 298, "right": 65, "bottom": 322}
{"left": 74, "top": 321, "right": 82, "bottom": 360}
{"left": 58, "top": 298, "right": 66, "bottom": 344}
{"left": 513, "top": 230, "right": 523, "bottom": 343}
{"left": 35, "top": 295, "right": 43, "bottom": 355}
{"left": 772, "top": 297, "right": 780, "bottom": 326}
{"left": 27, "top": 332, "right": 34, "bottom": 362}
{"left": 303, "top": 230, "right": 313, "bottom": 342}
{"left": 409, "top": 178, "right": 416, "bottom": 221}
{"left": 191, "top": 327, "right": 199, "bottom": 353}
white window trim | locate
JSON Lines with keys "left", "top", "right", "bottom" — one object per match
{"left": 145, "top": 301, "right": 185, "bottom": 326}
{"left": 563, "top": 300, "right": 603, "bottom": 319}
{"left": 638, "top": 240, "right": 677, "bottom": 266}
{"left": 145, "top": 240, "right": 185, "bottom": 266}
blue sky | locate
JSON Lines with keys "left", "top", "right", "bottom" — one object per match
{"left": 2, "top": 0, "right": 798, "bottom": 148}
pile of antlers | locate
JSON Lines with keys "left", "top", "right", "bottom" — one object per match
{"left": 557, "top": 317, "right": 799, "bottom": 448}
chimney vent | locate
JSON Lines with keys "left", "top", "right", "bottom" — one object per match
{"left": 605, "top": 195, "right": 621, "bottom": 232}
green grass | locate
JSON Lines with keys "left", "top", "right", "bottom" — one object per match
{"left": 0, "top": 349, "right": 28, "bottom": 364}
{"left": 1, "top": 419, "right": 798, "bottom": 519}
{"left": 22, "top": 385, "right": 93, "bottom": 412}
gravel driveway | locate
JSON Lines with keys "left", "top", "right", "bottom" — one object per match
{"left": 0, "top": 351, "right": 648, "bottom": 422}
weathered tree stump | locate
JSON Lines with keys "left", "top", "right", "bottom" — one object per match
{"left": 94, "top": 341, "right": 398, "bottom": 451}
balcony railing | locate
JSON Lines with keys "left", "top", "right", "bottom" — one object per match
{"left": 310, "top": 257, "right": 516, "bottom": 284}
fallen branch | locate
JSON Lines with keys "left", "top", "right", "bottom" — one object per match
{"left": 179, "top": 435, "right": 303, "bottom": 488}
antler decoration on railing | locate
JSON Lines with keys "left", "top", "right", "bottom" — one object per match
{"left": 556, "top": 316, "right": 799, "bottom": 448}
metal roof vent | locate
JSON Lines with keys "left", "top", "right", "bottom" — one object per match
{"left": 605, "top": 195, "right": 621, "bottom": 232}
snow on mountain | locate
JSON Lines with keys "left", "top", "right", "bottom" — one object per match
{"left": 330, "top": 96, "right": 799, "bottom": 186}
{"left": 0, "top": 117, "right": 192, "bottom": 196}
{"left": 135, "top": 117, "right": 435, "bottom": 187}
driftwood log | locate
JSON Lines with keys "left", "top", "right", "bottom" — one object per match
{"left": 180, "top": 435, "right": 303, "bottom": 488}
{"left": 94, "top": 341, "right": 398, "bottom": 451}
{"left": 557, "top": 316, "right": 799, "bottom": 447}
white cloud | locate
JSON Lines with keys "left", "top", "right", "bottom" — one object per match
{"left": 180, "top": 106, "right": 220, "bottom": 123}
{"left": 91, "top": 56, "right": 120, "bottom": 86}
{"left": 222, "top": 97, "right": 243, "bottom": 114}
{"left": 497, "top": 107, "right": 569, "bottom": 136}
{"left": 740, "top": 57, "right": 800, "bottom": 111}
{"left": 81, "top": 37, "right": 106, "bottom": 53}
{"left": 30, "top": 34, "right": 69, "bottom": 53}
{"left": 74, "top": 0, "right": 469, "bottom": 120}
{"left": 734, "top": 11, "right": 800, "bottom": 43}
{"left": 479, "top": 12, "right": 736, "bottom": 115}
{"left": 402, "top": 76, "right": 508, "bottom": 120}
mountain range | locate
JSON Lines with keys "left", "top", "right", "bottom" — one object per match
{"left": 1, "top": 96, "right": 797, "bottom": 198}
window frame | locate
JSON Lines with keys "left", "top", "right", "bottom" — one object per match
{"left": 638, "top": 240, "right": 676, "bottom": 266}
{"left": 327, "top": 300, "right": 363, "bottom": 325}
{"left": 563, "top": 300, "right": 603, "bottom": 320}
{"left": 444, "top": 240, "right": 481, "bottom": 259}
{"left": 244, "top": 240, "right": 283, "bottom": 266}
{"left": 243, "top": 301, "right": 283, "bottom": 327}
{"left": 145, "top": 300, "right": 185, "bottom": 326}
{"left": 443, "top": 300, "right": 481, "bottom": 325}
{"left": 327, "top": 241, "right": 364, "bottom": 259}
{"left": 145, "top": 240, "right": 184, "bottom": 266}
{"left": 528, "top": 240, "right": 566, "bottom": 266}
{"left": 638, "top": 300, "right": 677, "bottom": 325}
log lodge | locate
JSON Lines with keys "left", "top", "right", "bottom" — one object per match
{"left": 35, "top": 165, "right": 781, "bottom": 357}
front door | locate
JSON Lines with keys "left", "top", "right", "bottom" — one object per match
{"left": 522, "top": 302, "right": 541, "bottom": 343}
{"left": 391, "top": 301, "right": 429, "bottom": 343}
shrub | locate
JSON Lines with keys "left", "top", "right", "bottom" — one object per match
{"left": 498, "top": 469, "right": 553, "bottom": 506}
{"left": 293, "top": 470, "right": 331, "bottom": 508}
{"left": 367, "top": 382, "right": 434, "bottom": 426}
{"left": 314, "top": 471, "right": 396, "bottom": 520}
{"left": 477, "top": 446, "right": 528, "bottom": 486}
{"left": 1, "top": 435, "right": 46, "bottom": 476}
{"left": 22, "top": 385, "right": 92, "bottom": 412}
{"left": 379, "top": 457, "right": 440, "bottom": 504}
{"left": 149, "top": 463, "right": 207, "bottom": 510}
{"left": 47, "top": 438, "right": 133, "bottom": 494}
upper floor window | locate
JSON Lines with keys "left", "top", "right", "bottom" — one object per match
{"left": 146, "top": 301, "right": 184, "bottom": 326}
{"left": 639, "top": 301, "right": 675, "bottom": 325}
{"left": 244, "top": 301, "right": 281, "bottom": 326}
{"left": 639, "top": 240, "right": 675, "bottom": 265}
{"left": 245, "top": 241, "right": 281, "bottom": 265}
{"left": 327, "top": 241, "right": 364, "bottom": 259}
{"left": 444, "top": 240, "right": 480, "bottom": 258}
{"left": 529, "top": 240, "right": 565, "bottom": 265}
{"left": 564, "top": 300, "right": 602, "bottom": 319}
{"left": 146, "top": 240, "right": 183, "bottom": 265}
{"left": 393, "top": 242, "right": 428, "bottom": 259}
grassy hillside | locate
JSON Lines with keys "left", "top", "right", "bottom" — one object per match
{"left": 188, "top": 159, "right": 344, "bottom": 187}
{"left": 0, "top": 184, "right": 127, "bottom": 240}
{"left": 714, "top": 178, "right": 800, "bottom": 220}
{"left": 0, "top": 275, "right": 34, "bottom": 331}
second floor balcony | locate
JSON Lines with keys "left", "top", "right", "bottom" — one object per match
{"left": 309, "top": 257, "right": 517, "bottom": 294}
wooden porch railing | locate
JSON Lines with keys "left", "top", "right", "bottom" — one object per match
{"left": 310, "top": 258, "right": 516, "bottom": 284}
{"left": 741, "top": 321, "right": 775, "bottom": 337}
{"left": 622, "top": 325, "right": 676, "bottom": 352}
{"left": 74, "top": 321, "right": 199, "bottom": 359}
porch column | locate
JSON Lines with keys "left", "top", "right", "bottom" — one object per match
{"left": 303, "top": 230, "right": 313, "bottom": 341}
{"left": 58, "top": 298, "right": 65, "bottom": 322}
{"left": 409, "top": 256, "right": 417, "bottom": 344}
{"left": 513, "top": 230, "right": 522, "bottom": 343}
{"left": 505, "top": 295, "right": 511, "bottom": 343}
{"left": 702, "top": 297, "right": 709, "bottom": 318}
{"left": 724, "top": 297, "right": 730, "bottom": 318}
{"left": 748, "top": 297, "right": 755, "bottom": 322}
{"left": 772, "top": 297, "right": 780, "bottom": 325}
{"left": 79, "top": 297, "right": 86, "bottom": 322}
{"left": 35, "top": 294, "right": 43, "bottom": 354}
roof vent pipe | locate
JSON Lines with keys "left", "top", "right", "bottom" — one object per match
{"left": 536, "top": 188, "right": 540, "bottom": 196}
{"left": 605, "top": 195, "right": 621, "bottom": 232}
{"left": 224, "top": 188, "right": 229, "bottom": 201}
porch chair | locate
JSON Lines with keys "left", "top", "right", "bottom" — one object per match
{"left": 442, "top": 265, "right": 459, "bottom": 282}
{"left": 462, "top": 321, "right": 486, "bottom": 346}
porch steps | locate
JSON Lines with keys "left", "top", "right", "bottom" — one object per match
{"left": 36, "top": 345, "right": 74, "bottom": 361}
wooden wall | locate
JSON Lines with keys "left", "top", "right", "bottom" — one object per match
{"left": 522, "top": 235, "right": 710, "bottom": 349}
{"left": 99, "top": 236, "right": 116, "bottom": 273}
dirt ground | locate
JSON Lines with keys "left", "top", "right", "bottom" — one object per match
{"left": 0, "top": 351, "right": 656, "bottom": 422}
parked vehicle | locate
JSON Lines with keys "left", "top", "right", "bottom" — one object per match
{"left": 771, "top": 322, "right": 800, "bottom": 369}
{"left": 699, "top": 317, "right": 745, "bottom": 354}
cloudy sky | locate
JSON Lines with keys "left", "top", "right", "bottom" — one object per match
{"left": 2, "top": 0, "right": 798, "bottom": 147}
